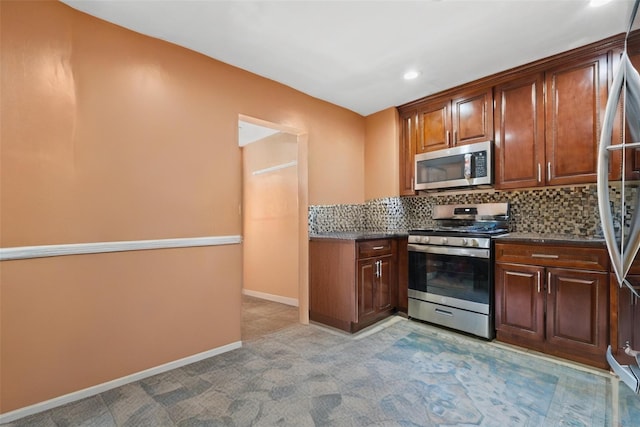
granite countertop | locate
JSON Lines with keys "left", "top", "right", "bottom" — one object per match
{"left": 494, "top": 232, "right": 605, "bottom": 245}
{"left": 309, "top": 231, "right": 408, "bottom": 241}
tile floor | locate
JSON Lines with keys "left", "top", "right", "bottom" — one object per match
{"left": 240, "top": 295, "right": 299, "bottom": 341}
{"left": 3, "top": 298, "right": 640, "bottom": 426}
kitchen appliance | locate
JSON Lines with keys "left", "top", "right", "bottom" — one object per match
{"left": 598, "top": 0, "right": 640, "bottom": 394}
{"left": 414, "top": 140, "right": 492, "bottom": 191}
{"left": 407, "top": 202, "right": 509, "bottom": 339}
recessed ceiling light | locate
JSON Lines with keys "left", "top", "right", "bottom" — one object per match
{"left": 589, "top": 0, "right": 612, "bottom": 6}
{"left": 403, "top": 70, "right": 420, "bottom": 80}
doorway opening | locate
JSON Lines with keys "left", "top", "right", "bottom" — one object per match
{"left": 238, "top": 115, "right": 308, "bottom": 341}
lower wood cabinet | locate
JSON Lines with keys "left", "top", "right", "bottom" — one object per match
{"left": 610, "top": 253, "right": 640, "bottom": 366}
{"left": 309, "top": 238, "right": 399, "bottom": 332}
{"left": 495, "top": 242, "right": 609, "bottom": 369}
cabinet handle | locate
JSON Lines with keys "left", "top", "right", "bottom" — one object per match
{"left": 547, "top": 272, "right": 552, "bottom": 295}
{"left": 547, "top": 162, "right": 551, "bottom": 180}
{"left": 537, "top": 271, "right": 541, "bottom": 293}
{"left": 453, "top": 130, "right": 457, "bottom": 145}
{"left": 411, "top": 177, "right": 414, "bottom": 191}
{"left": 378, "top": 260, "right": 383, "bottom": 278}
{"left": 446, "top": 130, "right": 450, "bottom": 146}
{"left": 537, "top": 163, "right": 542, "bottom": 183}
{"left": 531, "top": 253, "right": 559, "bottom": 259}
{"left": 372, "top": 246, "right": 384, "bottom": 250}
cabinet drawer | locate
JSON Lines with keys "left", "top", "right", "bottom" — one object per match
{"left": 358, "top": 239, "right": 393, "bottom": 258}
{"left": 495, "top": 243, "right": 608, "bottom": 271}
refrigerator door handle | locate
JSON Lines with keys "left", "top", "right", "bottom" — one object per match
{"left": 597, "top": 50, "right": 640, "bottom": 293}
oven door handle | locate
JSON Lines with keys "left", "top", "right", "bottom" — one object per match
{"left": 408, "top": 244, "right": 490, "bottom": 259}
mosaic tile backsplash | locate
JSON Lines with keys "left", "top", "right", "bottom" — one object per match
{"left": 308, "top": 184, "right": 638, "bottom": 237}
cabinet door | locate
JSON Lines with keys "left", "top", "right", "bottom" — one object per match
{"left": 419, "top": 99, "right": 450, "bottom": 153}
{"left": 545, "top": 54, "right": 608, "bottom": 186}
{"left": 452, "top": 88, "right": 494, "bottom": 146}
{"left": 622, "top": 47, "right": 640, "bottom": 180}
{"left": 494, "top": 74, "right": 545, "bottom": 189}
{"left": 546, "top": 268, "right": 608, "bottom": 365}
{"left": 377, "top": 256, "right": 393, "bottom": 311}
{"left": 357, "top": 259, "right": 377, "bottom": 322}
{"left": 614, "top": 275, "right": 640, "bottom": 365}
{"left": 399, "top": 110, "right": 417, "bottom": 195}
{"left": 495, "top": 263, "right": 545, "bottom": 347}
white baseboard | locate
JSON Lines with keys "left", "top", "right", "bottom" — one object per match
{"left": 0, "top": 341, "right": 242, "bottom": 424}
{"left": 242, "top": 289, "right": 299, "bottom": 307}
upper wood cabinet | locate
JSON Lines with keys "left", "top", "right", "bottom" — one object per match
{"left": 399, "top": 32, "right": 632, "bottom": 193}
{"left": 418, "top": 88, "right": 493, "bottom": 154}
{"left": 626, "top": 47, "right": 640, "bottom": 180}
{"left": 452, "top": 88, "right": 494, "bottom": 146}
{"left": 610, "top": 42, "right": 640, "bottom": 181}
{"left": 495, "top": 54, "right": 609, "bottom": 189}
{"left": 399, "top": 110, "right": 418, "bottom": 195}
{"left": 399, "top": 88, "right": 493, "bottom": 195}
{"left": 545, "top": 54, "right": 608, "bottom": 186}
{"left": 417, "top": 98, "right": 450, "bottom": 153}
{"left": 494, "top": 73, "right": 545, "bottom": 189}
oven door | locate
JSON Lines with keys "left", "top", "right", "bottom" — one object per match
{"left": 408, "top": 243, "right": 491, "bottom": 314}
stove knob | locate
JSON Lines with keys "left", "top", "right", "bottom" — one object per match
{"left": 470, "top": 239, "right": 479, "bottom": 247}
{"left": 461, "top": 238, "right": 468, "bottom": 246}
{"left": 422, "top": 236, "right": 430, "bottom": 244}
{"left": 441, "top": 237, "right": 448, "bottom": 244}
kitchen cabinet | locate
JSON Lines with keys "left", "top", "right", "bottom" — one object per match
{"left": 544, "top": 54, "right": 608, "bottom": 186}
{"left": 495, "top": 242, "right": 609, "bottom": 369}
{"left": 399, "top": 87, "right": 493, "bottom": 195}
{"left": 418, "top": 88, "right": 493, "bottom": 154}
{"left": 495, "top": 55, "right": 609, "bottom": 189}
{"left": 610, "top": 41, "right": 640, "bottom": 181}
{"left": 610, "top": 253, "right": 640, "bottom": 366}
{"left": 494, "top": 73, "right": 545, "bottom": 189}
{"left": 399, "top": 110, "right": 418, "bottom": 195}
{"left": 357, "top": 239, "right": 395, "bottom": 322}
{"left": 399, "top": 32, "right": 632, "bottom": 192}
{"left": 396, "top": 236, "right": 409, "bottom": 314}
{"left": 309, "top": 237, "right": 399, "bottom": 332}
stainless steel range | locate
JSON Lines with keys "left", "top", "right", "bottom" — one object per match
{"left": 408, "top": 203, "right": 510, "bottom": 339}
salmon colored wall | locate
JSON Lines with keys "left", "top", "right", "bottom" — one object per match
{"left": 364, "top": 108, "right": 401, "bottom": 200}
{"left": 0, "top": 246, "right": 241, "bottom": 413}
{"left": 0, "top": 0, "right": 364, "bottom": 414}
{"left": 242, "top": 133, "right": 299, "bottom": 301}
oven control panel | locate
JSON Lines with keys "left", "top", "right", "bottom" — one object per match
{"left": 408, "top": 235, "right": 491, "bottom": 249}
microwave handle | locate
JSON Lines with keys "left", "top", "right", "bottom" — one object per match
{"left": 464, "top": 153, "right": 472, "bottom": 179}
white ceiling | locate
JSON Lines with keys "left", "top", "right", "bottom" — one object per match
{"left": 61, "top": 0, "right": 638, "bottom": 116}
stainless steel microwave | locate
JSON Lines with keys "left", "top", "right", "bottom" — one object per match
{"left": 414, "top": 140, "right": 493, "bottom": 190}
